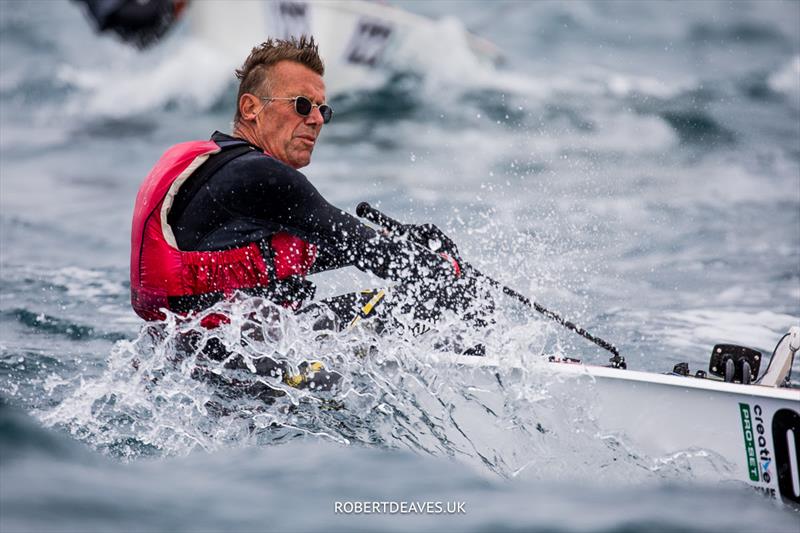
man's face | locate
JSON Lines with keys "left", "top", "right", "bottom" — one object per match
{"left": 253, "top": 61, "right": 326, "bottom": 169}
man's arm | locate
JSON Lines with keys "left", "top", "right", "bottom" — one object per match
{"left": 220, "top": 155, "right": 459, "bottom": 286}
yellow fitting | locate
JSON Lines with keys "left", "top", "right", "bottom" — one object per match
{"left": 283, "top": 360, "right": 326, "bottom": 388}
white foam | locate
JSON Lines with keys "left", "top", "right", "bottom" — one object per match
{"left": 660, "top": 309, "right": 799, "bottom": 351}
{"left": 604, "top": 70, "right": 691, "bottom": 99}
{"left": 387, "top": 16, "right": 493, "bottom": 89}
{"left": 57, "top": 38, "right": 234, "bottom": 119}
{"left": 637, "top": 156, "right": 798, "bottom": 207}
{"left": 768, "top": 55, "right": 800, "bottom": 100}
{"left": 51, "top": 266, "right": 127, "bottom": 299}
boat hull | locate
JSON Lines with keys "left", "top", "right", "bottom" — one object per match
{"left": 186, "top": 0, "right": 502, "bottom": 95}
{"left": 443, "top": 355, "right": 800, "bottom": 504}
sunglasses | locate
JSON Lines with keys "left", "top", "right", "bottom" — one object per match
{"left": 261, "top": 95, "right": 333, "bottom": 124}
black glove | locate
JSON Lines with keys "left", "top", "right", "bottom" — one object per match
{"left": 398, "top": 223, "right": 461, "bottom": 261}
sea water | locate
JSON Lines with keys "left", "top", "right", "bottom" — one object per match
{"left": 1, "top": 1, "right": 799, "bottom": 531}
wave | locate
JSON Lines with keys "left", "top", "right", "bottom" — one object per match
{"left": 1, "top": 263, "right": 129, "bottom": 304}
{"left": 1, "top": 309, "right": 129, "bottom": 343}
{"left": 654, "top": 309, "right": 799, "bottom": 354}
{"left": 55, "top": 38, "right": 235, "bottom": 120}
{"left": 659, "top": 110, "right": 735, "bottom": 146}
{"left": 688, "top": 21, "right": 791, "bottom": 46}
{"left": 4, "top": 405, "right": 797, "bottom": 533}
{"left": 0, "top": 400, "right": 89, "bottom": 461}
{"left": 769, "top": 56, "right": 800, "bottom": 101}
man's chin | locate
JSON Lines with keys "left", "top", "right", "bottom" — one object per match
{"left": 288, "top": 150, "right": 313, "bottom": 169}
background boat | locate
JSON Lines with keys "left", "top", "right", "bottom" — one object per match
{"left": 187, "top": 0, "right": 503, "bottom": 95}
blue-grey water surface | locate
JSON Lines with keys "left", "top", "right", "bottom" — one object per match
{"left": 1, "top": 1, "right": 799, "bottom": 531}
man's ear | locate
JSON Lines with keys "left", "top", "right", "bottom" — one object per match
{"left": 239, "top": 93, "right": 262, "bottom": 121}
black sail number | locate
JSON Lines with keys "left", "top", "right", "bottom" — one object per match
{"left": 344, "top": 18, "right": 393, "bottom": 68}
{"left": 772, "top": 408, "right": 800, "bottom": 505}
{"left": 270, "top": 1, "right": 310, "bottom": 40}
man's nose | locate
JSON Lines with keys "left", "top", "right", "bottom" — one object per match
{"left": 305, "top": 107, "right": 324, "bottom": 126}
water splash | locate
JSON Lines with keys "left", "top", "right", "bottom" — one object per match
{"left": 28, "top": 291, "right": 733, "bottom": 489}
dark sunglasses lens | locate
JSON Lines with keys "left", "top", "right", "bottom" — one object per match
{"left": 320, "top": 105, "right": 333, "bottom": 124}
{"left": 294, "top": 96, "right": 313, "bottom": 116}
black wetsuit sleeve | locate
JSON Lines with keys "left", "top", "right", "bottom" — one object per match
{"left": 207, "top": 154, "right": 457, "bottom": 286}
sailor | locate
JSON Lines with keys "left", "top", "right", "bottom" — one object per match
{"left": 74, "top": 0, "right": 187, "bottom": 49}
{"left": 131, "top": 36, "right": 490, "bottom": 345}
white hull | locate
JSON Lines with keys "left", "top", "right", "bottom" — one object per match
{"left": 425, "top": 353, "right": 800, "bottom": 503}
{"left": 186, "top": 0, "right": 502, "bottom": 95}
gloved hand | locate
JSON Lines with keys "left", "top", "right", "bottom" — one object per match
{"left": 388, "top": 222, "right": 465, "bottom": 280}
{"left": 399, "top": 223, "right": 461, "bottom": 261}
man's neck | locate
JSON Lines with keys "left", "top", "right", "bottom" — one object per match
{"left": 231, "top": 123, "right": 263, "bottom": 152}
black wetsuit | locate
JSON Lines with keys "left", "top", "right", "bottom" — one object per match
{"left": 168, "top": 132, "right": 460, "bottom": 319}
